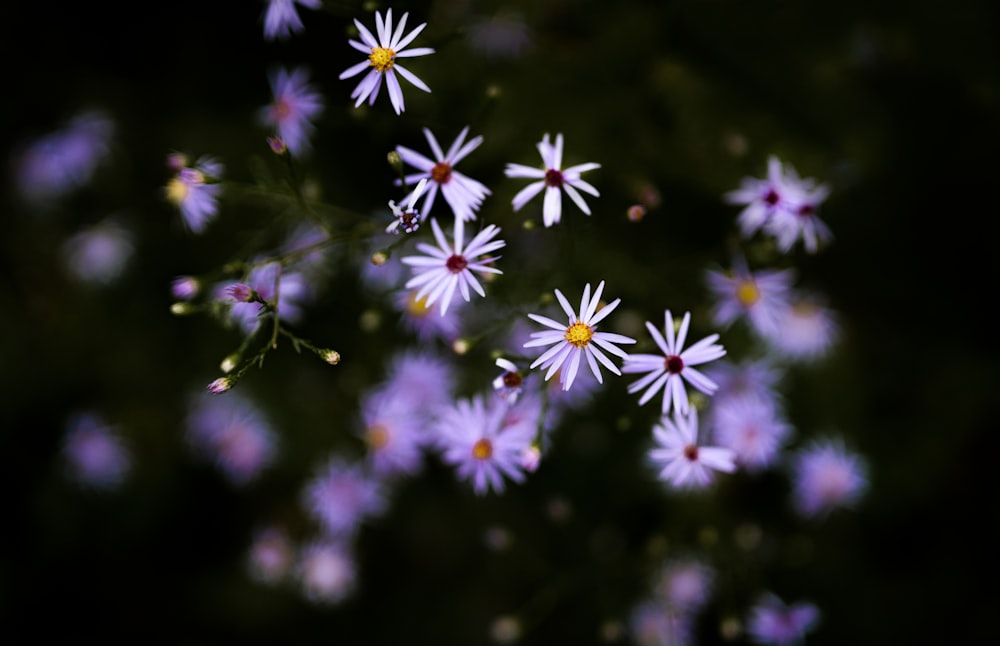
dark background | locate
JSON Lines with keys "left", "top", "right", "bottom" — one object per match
{"left": 3, "top": 0, "right": 998, "bottom": 643}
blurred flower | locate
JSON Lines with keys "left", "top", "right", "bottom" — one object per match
{"left": 382, "top": 348, "right": 456, "bottom": 413}
{"left": 303, "top": 457, "right": 388, "bottom": 536}
{"left": 433, "top": 395, "right": 534, "bottom": 495}
{"left": 247, "top": 525, "right": 295, "bottom": 584}
{"left": 466, "top": 12, "right": 532, "bottom": 58}
{"left": 629, "top": 600, "right": 692, "bottom": 646}
{"left": 339, "top": 8, "right": 434, "bottom": 115}
{"left": 394, "top": 287, "right": 463, "bottom": 342}
{"left": 220, "top": 260, "right": 311, "bottom": 335}
{"left": 648, "top": 408, "right": 736, "bottom": 490}
{"left": 790, "top": 437, "right": 868, "bottom": 517}
{"left": 15, "top": 109, "right": 114, "bottom": 204}
{"left": 705, "top": 259, "right": 795, "bottom": 339}
{"left": 654, "top": 558, "right": 715, "bottom": 613}
{"left": 505, "top": 133, "right": 601, "bottom": 227}
{"left": 746, "top": 593, "right": 821, "bottom": 645}
{"left": 262, "top": 0, "right": 320, "bottom": 41}
{"left": 623, "top": 311, "right": 726, "bottom": 416}
{"left": 358, "top": 387, "right": 429, "bottom": 478}
{"left": 760, "top": 294, "right": 838, "bottom": 362}
{"left": 725, "top": 155, "right": 793, "bottom": 239}
{"left": 62, "top": 217, "right": 134, "bottom": 285}
{"left": 710, "top": 393, "right": 792, "bottom": 472}
{"left": 296, "top": 539, "right": 357, "bottom": 605}
{"left": 524, "top": 280, "right": 636, "bottom": 391}
{"left": 395, "top": 126, "right": 491, "bottom": 222}
{"left": 702, "top": 359, "right": 784, "bottom": 406}
{"left": 187, "top": 392, "right": 277, "bottom": 485}
{"left": 61, "top": 411, "right": 130, "bottom": 489}
{"left": 493, "top": 357, "right": 524, "bottom": 404}
{"left": 260, "top": 67, "right": 324, "bottom": 157}
{"left": 165, "top": 154, "right": 223, "bottom": 234}
{"left": 171, "top": 276, "right": 200, "bottom": 300}
{"left": 400, "top": 218, "right": 505, "bottom": 316}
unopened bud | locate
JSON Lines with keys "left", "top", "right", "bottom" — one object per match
{"left": 321, "top": 349, "right": 341, "bottom": 365}
{"left": 370, "top": 251, "right": 389, "bottom": 266}
{"left": 171, "top": 302, "right": 195, "bottom": 315}
{"left": 452, "top": 338, "right": 471, "bottom": 355}
{"left": 627, "top": 204, "right": 647, "bottom": 222}
{"left": 267, "top": 136, "right": 287, "bottom": 155}
{"left": 225, "top": 283, "right": 255, "bottom": 303}
{"left": 386, "top": 150, "right": 403, "bottom": 174}
{"left": 207, "top": 377, "right": 234, "bottom": 394}
{"left": 520, "top": 445, "right": 541, "bottom": 472}
{"left": 220, "top": 354, "right": 240, "bottom": 373}
{"left": 171, "top": 276, "right": 200, "bottom": 300}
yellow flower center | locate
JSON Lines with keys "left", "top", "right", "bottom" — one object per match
{"left": 564, "top": 322, "right": 594, "bottom": 348}
{"left": 369, "top": 47, "right": 396, "bottom": 73}
{"left": 406, "top": 293, "right": 431, "bottom": 318}
{"left": 472, "top": 438, "right": 493, "bottom": 460}
{"left": 165, "top": 177, "right": 189, "bottom": 204}
{"left": 366, "top": 424, "right": 390, "bottom": 450}
{"left": 736, "top": 279, "right": 760, "bottom": 307}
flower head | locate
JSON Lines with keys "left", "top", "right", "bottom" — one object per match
{"left": 61, "top": 412, "right": 131, "bottom": 489}
{"left": 761, "top": 294, "right": 839, "bottom": 362}
{"left": 395, "top": 126, "right": 491, "bottom": 222}
{"left": 165, "top": 154, "right": 223, "bottom": 233}
{"left": 296, "top": 539, "right": 357, "bottom": 605}
{"left": 433, "top": 395, "right": 535, "bottom": 495}
{"left": 186, "top": 392, "right": 277, "bottom": 485}
{"left": 505, "top": 133, "right": 600, "bottom": 227}
{"left": 303, "top": 457, "right": 389, "bottom": 536}
{"left": 263, "top": 0, "right": 320, "bottom": 41}
{"left": 400, "top": 218, "right": 505, "bottom": 316}
{"left": 219, "top": 260, "right": 312, "bottom": 335}
{"left": 523, "top": 281, "right": 636, "bottom": 391}
{"left": 386, "top": 178, "right": 428, "bottom": 235}
{"left": 790, "top": 437, "right": 868, "bottom": 517}
{"left": 338, "top": 9, "right": 434, "bottom": 115}
{"left": 648, "top": 408, "right": 737, "bottom": 490}
{"left": 260, "top": 67, "right": 324, "bottom": 156}
{"left": 746, "top": 593, "right": 821, "bottom": 645}
{"left": 247, "top": 525, "right": 295, "bottom": 584}
{"left": 711, "top": 393, "right": 793, "bottom": 472}
{"left": 706, "top": 258, "right": 795, "bottom": 339}
{"left": 62, "top": 217, "right": 134, "bottom": 286}
{"left": 623, "top": 311, "right": 726, "bottom": 416}
{"left": 358, "top": 387, "right": 429, "bottom": 478}
{"left": 493, "top": 357, "right": 524, "bottom": 404}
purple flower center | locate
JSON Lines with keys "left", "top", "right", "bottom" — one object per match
{"left": 431, "top": 161, "right": 452, "bottom": 184}
{"left": 446, "top": 254, "right": 468, "bottom": 273}
{"left": 544, "top": 168, "right": 564, "bottom": 187}
{"left": 684, "top": 445, "right": 699, "bottom": 461}
{"left": 763, "top": 189, "right": 780, "bottom": 206}
{"left": 665, "top": 355, "right": 684, "bottom": 374}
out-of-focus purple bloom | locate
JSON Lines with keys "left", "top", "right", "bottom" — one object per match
{"left": 260, "top": 67, "right": 324, "bottom": 156}
{"left": 61, "top": 411, "right": 131, "bottom": 489}
{"left": 711, "top": 393, "right": 792, "bottom": 472}
{"left": 702, "top": 359, "right": 784, "bottom": 406}
{"left": 358, "top": 387, "right": 429, "bottom": 478}
{"left": 187, "top": 392, "right": 278, "bottom": 485}
{"left": 381, "top": 349, "right": 456, "bottom": 413}
{"left": 15, "top": 110, "right": 114, "bottom": 204}
{"left": 760, "top": 294, "right": 839, "bottom": 363}
{"left": 725, "top": 156, "right": 793, "bottom": 239}
{"left": 62, "top": 217, "right": 134, "bottom": 286}
{"left": 433, "top": 395, "right": 535, "bottom": 495}
{"left": 706, "top": 259, "right": 795, "bottom": 339}
{"left": 394, "top": 287, "right": 464, "bottom": 343}
{"left": 296, "top": 539, "right": 357, "bottom": 605}
{"left": 790, "top": 437, "right": 868, "bottom": 518}
{"left": 653, "top": 558, "right": 715, "bottom": 613}
{"left": 648, "top": 408, "right": 736, "bottom": 490}
{"left": 746, "top": 593, "right": 821, "bottom": 645}
{"left": 466, "top": 12, "right": 532, "bottom": 58}
{"left": 171, "top": 276, "right": 200, "bottom": 301}
{"left": 220, "top": 259, "right": 311, "bottom": 335}
{"left": 262, "top": 0, "right": 320, "bottom": 41}
{"left": 165, "top": 154, "right": 223, "bottom": 234}
{"left": 628, "top": 600, "right": 693, "bottom": 646}
{"left": 302, "top": 457, "right": 388, "bottom": 537}
{"left": 247, "top": 525, "right": 295, "bottom": 584}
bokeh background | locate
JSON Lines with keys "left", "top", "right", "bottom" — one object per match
{"left": 3, "top": 0, "right": 998, "bottom": 643}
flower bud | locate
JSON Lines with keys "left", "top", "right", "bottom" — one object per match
{"left": 321, "top": 349, "right": 341, "bottom": 365}
{"left": 207, "top": 377, "right": 234, "bottom": 394}
{"left": 220, "top": 354, "right": 240, "bottom": 373}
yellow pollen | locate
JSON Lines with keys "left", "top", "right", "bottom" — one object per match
{"left": 369, "top": 47, "right": 396, "bottom": 72}
{"left": 564, "top": 322, "right": 594, "bottom": 348}
{"left": 165, "top": 177, "right": 189, "bottom": 204}
{"left": 472, "top": 438, "right": 493, "bottom": 460}
{"left": 366, "top": 424, "right": 390, "bottom": 450}
{"left": 736, "top": 279, "right": 760, "bottom": 307}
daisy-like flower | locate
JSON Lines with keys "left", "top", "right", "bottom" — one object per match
{"left": 648, "top": 408, "right": 737, "bottom": 490}
{"left": 358, "top": 387, "right": 428, "bottom": 478}
{"left": 493, "top": 357, "right": 524, "bottom": 404}
{"left": 790, "top": 437, "right": 868, "bottom": 518}
{"left": 705, "top": 258, "right": 795, "bottom": 339}
{"left": 263, "top": 0, "right": 320, "bottom": 41}
{"left": 623, "top": 311, "right": 726, "bottom": 416}
{"left": 296, "top": 539, "right": 357, "bottom": 605}
{"left": 394, "top": 287, "right": 463, "bottom": 342}
{"left": 61, "top": 411, "right": 131, "bottom": 489}
{"left": 260, "top": 67, "right": 324, "bottom": 157}
{"left": 395, "top": 126, "right": 491, "bottom": 222}
{"left": 400, "top": 218, "right": 505, "bottom": 316}
{"left": 433, "top": 395, "right": 534, "bottom": 495}
{"left": 303, "top": 457, "right": 388, "bottom": 536}
{"left": 62, "top": 217, "right": 134, "bottom": 286}
{"left": 219, "top": 259, "right": 312, "bottom": 335}
{"left": 764, "top": 168, "right": 832, "bottom": 254}
{"left": 746, "top": 593, "right": 821, "bottom": 645}
{"left": 505, "top": 133, "right": 600, "bottom": 227}
{"left": 761, "top": 294, "right": 839, "bottom": 362}
{"left": 339, "top": 8, "right": 434, "bottom": 115}
{"left": 711, "top": 393, "right": 793, "bottom": 472}
{"left": 165, "top": 153, "right": 223, "bottom": 234}
{"left": 386, "top": 178, "right": 428, "bottom": 235}
{"left": 725, "top": 155, "right": 793, "bottom": 238}
{"left": 523, "top": 281, "right": 636, "bottom": 391}
{"left": 247, "top": 525, "right": 295, "bottom": 585}
{"left": 186, "top": 392, "right": 278, "bottom": 485}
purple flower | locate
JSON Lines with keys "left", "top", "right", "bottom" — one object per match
{"left": 260, "top": 67, "right": 324, "bottom": 156}
{"left": 725, "top": 155, "right": 793, "bottom": 239}
{"left": 394, "top": 287, "right": 464, "bottom": 343}
{"left": 433, "top": 395, "right": 535, "bottom": 495}
{"left": 186, "top": 392, "right": 277, "bottom": 484}
{"left": 648, "top": 408, "right": 736, "bottom": 490}
{"left": 395, "top": 126, "right": 491, "bottom": 222}
{"left": 623, "top": 310, "right": 726, "bottom": 416}
{"left": 302, "top": 457, "right": 388, "bottom": 536}
{"left": 746, "top": 593, "right": 821, "bottom": 645}
{"left": 220, "top": 260, "right": 311, "bottom": 335}
{"left": 761, "top": 294, "right": 839, "bottom": 363}
{"left": 710, "top": 393, "right": 793, "bottom": 472}
{"left": 702, "top": 359, "right": 785, "bottom": 406}
{"left": 262, "top": 0, "right": 320, "bottom": 41}
{"left": 61, "top": 412, "right": 131, "bottom": 489}
{"left": 706, "top": 258, "right": 795, "bottom": 339}
{"left": 62, "top": 217, "right": 134, "bottom": 286}
{"left": 505, "top": 133, "right": 601, "bottom": 227}
{"left": 358, "top": 387, "right": 429, "bottom": 478}
{"left": 296, "top": 539, "right": 357, "bottom": 605}
{"left": 165, "top": 154, "right": 223, "bottom": 233}
{"left": 246, "top": 525, "right": 295, "bottom": 584}
{"left": 790, "top": 437, "right": 868, "bottom": 518}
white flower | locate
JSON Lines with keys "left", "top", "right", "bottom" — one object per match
{"left": 648, "top": 408, "right": 736, "bottom": 490}
{"left": 623, "top": 310, "right": 726, "bottom": 416}
{"left": 523, "top": 281, "right": 636, "bottom": 391}
{"left": 505, "top": 133, "right": 600, "bottom": 227}
{"left": 338, "top": 9, "right": 434, "bottom": 115}
{"left": 401, "top": 219, "right": 504, "bottom": 315}
{"left": 396, "top": 126, "right": 491, "bottom": 222}
{"left": 386, "top": 178, "right": 428, "bottom": 234}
